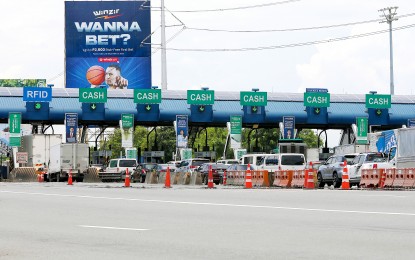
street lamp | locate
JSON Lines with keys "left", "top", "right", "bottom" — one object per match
{"left": 379, "top": 6, "right": 398, "bottom": 95}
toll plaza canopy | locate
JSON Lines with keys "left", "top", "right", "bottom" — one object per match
{"left": 0, "top": 87, "right": 414, "bottom": 129}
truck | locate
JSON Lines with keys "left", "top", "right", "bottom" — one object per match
{"left": 367, "top": 127, "right": 415, "bottom": 169}
{"left": 48, "top": 143, "right": 89, "bottom": 182}
{"left": 17, "top": 134, "right": 62, "bottom": 171}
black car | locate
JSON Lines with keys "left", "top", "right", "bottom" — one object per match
{"left": 196, "top": 163, "right": 228, "bottom": 185}
{"left": 131, "top": 163, "right": 158, "bottom": 183}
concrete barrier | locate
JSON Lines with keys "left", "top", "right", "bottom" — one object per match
{"left": 9, "top": 167, "right": 37, "bottom": 182}
{"left": 84, "top": 168, "right": 101, "bottom": 183}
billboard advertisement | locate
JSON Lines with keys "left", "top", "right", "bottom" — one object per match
{"left": 176, "top": 115, "right": 188, "bottom": 148}
{"left": 120, "top": 114, "right": 134, "bottom": 148}
{"left": 283, "top": 116, "right": 295, "bottom": 139}
{"left": 65, "top": 113, "right": 78, "bottom": 143}
{"left": 65, "top": 1, "right": 151, "bottom": 89}
{"left": 229, "top": 116, "right": 242, "bottom": 149}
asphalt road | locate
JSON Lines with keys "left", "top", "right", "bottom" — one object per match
{"left": 1, "top": 182, "right": 415, "bottom": 259}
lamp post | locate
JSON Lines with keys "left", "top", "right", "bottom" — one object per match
{"left": 379, "top": 7, "right": 398, "bottom": 95}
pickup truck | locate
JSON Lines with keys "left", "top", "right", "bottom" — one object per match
{"left": 99, "top": 158, "right": 137, "bottom": 182}
{"left": 348, "top": 153, "right": 387, "bottom": 186}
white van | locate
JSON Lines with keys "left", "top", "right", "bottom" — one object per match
{"left": 240, "top": 154, "right": 271, "bottom": 170}
{"left": 257, "top": 153, "right": 306, "bottom": 173}
{"left": 217, "top": 159, "right": 239, "bottom": 165}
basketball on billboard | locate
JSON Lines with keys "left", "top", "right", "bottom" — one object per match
{"left": 86, "top": 66, "right": 105, "bottom": 85}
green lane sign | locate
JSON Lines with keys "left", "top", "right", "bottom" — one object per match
{"left": 365, "top": 94, "right": 391, "bottom": 109}
{"left": 230, "top": 116, "right": 242, "bottom": 135}
{"left": 9, "top": 112, "right": 21, "bottom": 134}
{"left": 79, "top": 88, "right": 107, "bottom": 103}
{"left": 134, "top": 89, "right": 161, "bottom": 104}
{"left": 240, "top": 92, "right": 267, "bottom": 106}
{"left": 356, "top": 117, "right": 368, "bottom": 144}
{"left": 121, "top": 114, "right": 134, "bottom": 128}
{"left": 187, "top": 90, "right": 214, "bottom": 105}
{"left": 304, "top": 92, "right": 330, "bottom": 107}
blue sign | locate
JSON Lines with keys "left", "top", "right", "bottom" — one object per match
{"left": 65, "top": 1, "right": 151, "bottom": 89}
{"left": 176, "top": 115, "right": 188, "bottom": 148}
{"left": 65, "top": 113, "right": 78, "bottom": 143}
{"left": 23, "top": 87, "right": 52, "bottom": 102}
{"left": 408, "top": 119, "right": 415, "bottom": 128}
{"left": 283, "top": 116, "right": 295, "bottom": 139}
{"left": 306, "top": 88, "right": 329, "bottom": 93}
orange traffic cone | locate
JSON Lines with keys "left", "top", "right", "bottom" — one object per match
{"left": 208, "top": 165, "right": 214, "bottom": 188}
{"left": 124, "top": 168, "right": 130, "bottom": 188}
{"left": 223, "top": 170, "right": 227, "bottom": 186}
{"left": 245, "top": 164, "right": 252, "bottom": 189}
{"left": 305, "top": 162, "right": 315, "bottom": 189}
{"left": 341, "top": 160, "right": 350, "bottom": 190}
{"left": 164, "top": 167, "right": 171, "bottom": 188}
{"left": 68, "top": 170, "right": 73, "bottom": 185}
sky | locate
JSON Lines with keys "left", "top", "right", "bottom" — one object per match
{"left": 0, "top": 0, "right": 414, "bottom": 147}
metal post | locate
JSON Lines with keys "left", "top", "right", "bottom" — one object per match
{"left": 161, "top": 0, "right": 167, "bottom": 90}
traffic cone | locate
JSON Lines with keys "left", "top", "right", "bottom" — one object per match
{"left": 305, "top": 162, "right": 315, "bottom": 189}
{"left": 223, "top": 170, "right": 227, "bottom": 186}
{"left": 245, "top": 164, "right": 252, "bottom": 189}
{"left": 124, "top": 168, "right": 130, "bottom": 188}
{"left": 208, "top": 165, "right": 214, "bottom": 188}
{"left": 341, "top": 160, "right": 350, "bottom": 190}
{"left": 164, "top": 167, "right": 171, "bottom": 188}
{"left": 68, "top": 170, "right": 73, "bottom": 185}
{"left": 304, "top": 162, "right": 312, "bottom": 187}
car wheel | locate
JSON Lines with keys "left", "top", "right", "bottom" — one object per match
{"left": 317, "top": 173, "right": 324, "bottom": 188}
{"left": 203, "top": 176, "right": 208, "bottom": 185}
{"left": 333, "top": 173, "right": 341, "bottom": 188}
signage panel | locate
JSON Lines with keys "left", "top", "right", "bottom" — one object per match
{"left": 65, "top": 113, "right": 78, "bottom": 143}
{"left": 187, "top": 90, "right": 214, "bottom": 105}
{"left": 240, "top": 92, "right": 267, "bottom": 106}
{"left": 356, "top": 117, "right": 368, "bottom": 144}
{"left": 408, "top": 119, "right": 415, "bottom": 128}
{"left": 23, "top": 87, "right": 52, "bottom": 102}
{"left": 365, "top": 94, "right": 391, "bottom": 109}
{"left": 176, "top": 115, "right": 188, "bottom": 148}
{"left": 283, "top": 116, "right": 295, "bottom": 139}
{"left": 304, "top": 92, "right": 330, "bottom": 107}
{"left": 79, "top": 88, "right": 107, "bottom": 103}
{"left": 134, "top": 89, "right": 162, "bottom": 104}
{"left": 230, "top": 116, "right": 242, "bottom": 149}
{"left": 121, "top": 114, "right": 134, "bottom": 148}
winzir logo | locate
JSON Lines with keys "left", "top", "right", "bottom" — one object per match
{"left": 93, "top": 9, "right": 122, "bottom": 20}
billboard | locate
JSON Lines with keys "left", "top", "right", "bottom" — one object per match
{"left": 0, "top": 79, "right": 46, "bottom": 88}
{"left": 283, "top": 116, "right": 295, "bottom": 139}
{"left": 65, "top": 113, "right": 78, "bottom": 143}
{"left": 65, "top": 1, "right": 151, "bottom": 89}
{"left": 176, "top": 115, "right": 188, "bottom": 148}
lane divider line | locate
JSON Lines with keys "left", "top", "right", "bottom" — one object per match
{"left": 79, "top": 225, "right": 149, "bottom": 231}
{"left": 2, "top": 190, "right": 415, "bottom": 217}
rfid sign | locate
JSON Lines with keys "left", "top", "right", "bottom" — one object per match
{"left": 23, "top": 87, "right": 52, "bottom": 102}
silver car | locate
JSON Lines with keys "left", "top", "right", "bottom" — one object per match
{"left": 317, "top": 154, "right": 357, "bottom": 188}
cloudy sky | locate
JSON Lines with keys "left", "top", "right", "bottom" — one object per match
{"left": 0, "top": 0, "right": 414, "bottom": 146}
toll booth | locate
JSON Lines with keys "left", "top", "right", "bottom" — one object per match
{"left": 278, "top": 139, "right": 307, "bottom": 154}
{"left": 143, "top": 151, "right": 165, "bottom": 163}
{"left": 91, "top": 150, "right": 112, "bottom": 165}
{"left": 194, "top": 151, "right": 216, "bottom": 161}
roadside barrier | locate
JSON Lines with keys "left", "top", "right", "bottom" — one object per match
{"left": 251, "top": 170, "right": 259, "bottom": 186}
{"left": 223, "top": 170, "right": 227, "bottom": 186}
{"left": 360, "top": 170, "right": 369, "bottom": 188}
{"left": 291, "top": 170, "right": 301, "bottom": 188}
{"left": 383, "top": 168, "right": 395, "bottom": 188}
{"left": 341, "top": 160, "right": 350, "bottom": 190}
{"left": 226, "top": 171, "right": 234, "bottom": 185}
{"left": 245, "top": 164, "right": 252, "bottom": 189}
{"left": 304, "top": 169, "right": 315, "bottom": 189}
{"left": 379, "top": 170, "right": 386, "bottom": 189}
{"left": 255, "top": 170, "right": 269, "bottom": 187}
{"left": 273, "top": 170, "right": 292, "bottom": 188}
{"left": 207, "top": 166, "right": 214, "bottom": 188}
{"left": 403, "top": 169, "right": 415, "bottom": 188}
{"left": 392, "top": 169, "right": 405, "bottom": 189}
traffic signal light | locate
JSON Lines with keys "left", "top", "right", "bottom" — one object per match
{"left": 34, "top": 102, "right": 42, "bottom": 110}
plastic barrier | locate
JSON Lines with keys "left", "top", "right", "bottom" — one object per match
{"left": 226, "top": 171, "right": 234, "bottom": 185}
{"left": 367, "top": 169, "right": 382, "bottom": 188}
{"left": 403, "top": 169, "right": 415, "bottom": 188}
{"left": 251, "top": 171, "right": 259, "bottom": 186}
{"left": 383, "top": 168, "right": 395, "bottom": 188}
{"left": 236, "top": 171, "right": 245, "bottom": 186}
{"left": 360, "top": 169, "right": 370, "bottom": 188}
{"left": 291, "top": 170, "right": 302, "bottom": 188}
{"left": 276, "top": 170, "right": 293, "bottom": 188}
{"left": 273, "top": 171, "right": 283, "bottom": 187}
{"left": 392, "top": 169, "right": 405, "bottom": 189}
{"left": 259, "top": 170, "right": 270, "bottom": 187}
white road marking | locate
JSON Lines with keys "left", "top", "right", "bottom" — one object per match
{"left": 79, "top": 225, "right": 149, "bottom": 231}
{"left": 2, "top": 190, "right": 415, "bottom": 217}
{"left": 362, "top": 194, "right": 407, "bottom": 198}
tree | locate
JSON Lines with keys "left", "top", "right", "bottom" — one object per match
{"left": 298, "top": 129, "right": 323, "bottom": 148}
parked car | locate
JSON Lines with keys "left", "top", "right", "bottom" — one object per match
{"left": 317, "top": 154, "right": 358, "bottom": 188}
{"left": 99, "top": 158, "right": 137, "bottom": 182}
{"left": 348, "top": 152, "right": 387, "bottom": 186}
{"left": 256, "top": 153, "right": 306, "bottom": 173}
{"left": 176, "top": 158, "right": 210, "bottom": 174}
{"left": 196, "top": 163, "right": 228, "bottom": 185}
{"left": 156, "top": 164, "right": 175, "bottom": 175}
{"left": 131, "top": 163, "right": 158, "bottom": 183}
{"left": 217, "top": 159, "right": 239, "bottom": 165}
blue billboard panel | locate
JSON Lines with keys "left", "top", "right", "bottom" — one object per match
{"left": 176, "top": 115, "right": 188, "bottom": 148}
{"left": 23, "top": 87, "right": 52, "bottom": 102}
{"left": 283, "top": 116, "right": 295, "bottom": 139}
{"left": 65, "top": 113, "right": 78, "bottom": 143}
{"left": 66, "top": 57, "right": 151, "bottom": 89}
{"left": 65, "top": 1, "right": 151, "bottom": 89}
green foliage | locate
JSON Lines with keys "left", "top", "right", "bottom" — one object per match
{"left": 298, "top": 129, "right": 323, "bottom": 148}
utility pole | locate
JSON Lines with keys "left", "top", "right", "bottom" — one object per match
{"left": 161, "top": 0, "right": 168, "bottom": 90}
{"left": 379, "top": 7, "right": 398, "bottom": 95}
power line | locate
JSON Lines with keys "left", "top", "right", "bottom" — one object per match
{"left": 184, "top": 12, "right": 415, "bottom": 33}
{"left": 150, "top": 0, "right": 301, "bottom": 13}
{"left": 158, "top": 23, "right": 415, "bottom": 52}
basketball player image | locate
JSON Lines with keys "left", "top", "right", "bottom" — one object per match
{"left": 88, "top": 64, "right": 128, "bottom": 89}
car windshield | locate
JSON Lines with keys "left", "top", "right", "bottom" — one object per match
{"left": 193, "top": 160, "right": 209, "bottom": 167}
{"left": 281, "top": 155, "right": 304, "bottom": 165}
{"left": 119, "top": 160, "right": 136, "bottom": 167}
{"left": 366, "top": 154, "right": 386, "bottom": 162}
{"left": 143, "top": 164, "right": 157, "bottom": 170}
